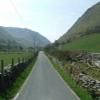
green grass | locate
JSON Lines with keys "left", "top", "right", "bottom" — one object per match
{"left": 0, "top": 52, "right": 33, "bottom": 67}
{"left": 60, "top": 34, "right": 100, "bottom": 52}
{"left": 0, "top": 55, "right": 37, "bottom": 100}
{"left": 49, "top": 56, "right": 93, "bottom": 100}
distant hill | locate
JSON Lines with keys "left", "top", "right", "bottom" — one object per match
{"left": 0, "top": 26, "right": 50, "bottom": 51}
{"left": 58, "top": 2, "right": 100, "bottom": 43}
{"left": 0, "top": 27, "right": 20, "bottom": 51}
{"left": 5, "top": 27, "right": 50, "bottom": 48}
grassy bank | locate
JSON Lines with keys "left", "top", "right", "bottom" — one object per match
{"left": 60, "top": 34, "right": 100, "bottom": 52}
{"left": 0, "top": 55, "right": 37, "bottom": 100}
{"left": 49, "top": 56, "right": 93, "bottom": 100}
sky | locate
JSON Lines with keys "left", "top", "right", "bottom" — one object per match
{"left": 0, "top": 0, "right": 100, "bottom": 42}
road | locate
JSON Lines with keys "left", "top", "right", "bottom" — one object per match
{"left": 16, "top": 51, "right": 79, "bottom": 100}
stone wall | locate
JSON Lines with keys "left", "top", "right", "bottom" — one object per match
{"left": 78, "top": 73, "right": 100, "bottom": 96}
{"left": 50, "top": 54, "right": 100, "bottom": 98}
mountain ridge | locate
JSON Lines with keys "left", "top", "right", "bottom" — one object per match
{"left": 4, "top": 27, "right": 50, "bottom": 48}
{"left": 57, "top": 2, "right": 100, "bottom": 43}
{"left": 0, "top": 26, "right": 50, "bottom": 50}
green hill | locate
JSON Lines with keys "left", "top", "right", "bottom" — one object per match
{"left": 5, "top": 27, "right": 50, "bottom": 48}
{"left": 59, "top": 34, "right": 100, "bottom": 52}
{"left": 55, "top": 2, "right": 100, "bottom": 52}
{"left": 57, "top": 2, "right": 100, "bottom": 43}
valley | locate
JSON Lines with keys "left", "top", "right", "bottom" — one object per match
{"left": 0, "top": 1, "right": 100, "bottom": 100}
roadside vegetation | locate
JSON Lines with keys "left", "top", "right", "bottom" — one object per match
{"left": 48, "top": 55, "right": 93, "bottom": 100}
{"left": 58, "top": 34, "right": 100, "bottom": 52}
{"left": 44, "top": 48, "right": 98, "bottom": 100}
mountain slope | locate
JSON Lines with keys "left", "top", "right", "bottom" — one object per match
{"left": 5, "top": 27, "right": 50, "bottom": 48}
{"left": 58, "top": 2, "right": 100, "bottom": 43}
{"left": 59, "top": 34, "right": 100, "bottom": 52}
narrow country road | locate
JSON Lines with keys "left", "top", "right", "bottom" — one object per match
{"left": 16, "top": 51, "right": 79, "bottom": 100}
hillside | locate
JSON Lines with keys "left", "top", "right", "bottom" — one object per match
{"left": 0, "top": 27, "right": 20, "bottom": 51}
{"left": 5, "top": 27, "right": 50, "bottom": 48}
{"left": 58, "top": 2, "right": 100, "bottom": 43}
{"left": 59, "top": 34, "right": 100, "bottom": 52}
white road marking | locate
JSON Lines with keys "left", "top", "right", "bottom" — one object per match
{"left": 13, "top": 93, "right": 19, "bottom": 100}
{"left": 12, "top": 59, "right": 37, "bottom": 100}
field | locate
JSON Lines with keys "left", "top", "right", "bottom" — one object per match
{"left": 59, "top": 34, "right": 100, "bottom": 52}
{"left": 0, "top": 52, "right": 33, "bottom": 67}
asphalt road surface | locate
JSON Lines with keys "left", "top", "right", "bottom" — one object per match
{"left": 16, "top": 51, "right": 79, "bottom": 100}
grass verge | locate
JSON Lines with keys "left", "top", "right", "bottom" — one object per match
{"left": 49, "top": 56, "right": 93, "bottom": 100}
{"left": 60, "top": 34, "right": 100, "bottom": 52}
{"left": 0, "top": 56, "right": 37, "bottom": 100}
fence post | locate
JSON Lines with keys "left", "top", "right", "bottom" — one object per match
{"left": 12, "top": 58, "right": 14, "bottom": 68}
{"left": 1, "top": 60, "right": 5, "bottom": 91}
{"left": 25, "top": 57, "right": 27, "bottom": 62}
{"left": 1, "top": 60, "right": 4, "bottom": 76}
{"left": 22, "top": 58, "right": 24, "bottom": 63}
{"left": 18, "top": 57, "right": 20, "bottom": 64}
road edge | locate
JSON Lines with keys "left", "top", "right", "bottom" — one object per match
{"left": 13, "top": 58, "right": 38, "bottom": 100}
{"left": 46, "top": 55, "right": 80, "bottom": 100}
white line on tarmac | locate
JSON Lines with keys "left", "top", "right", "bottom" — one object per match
{"left": 12, "top": 58, "right": 38, "bottom": 100}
